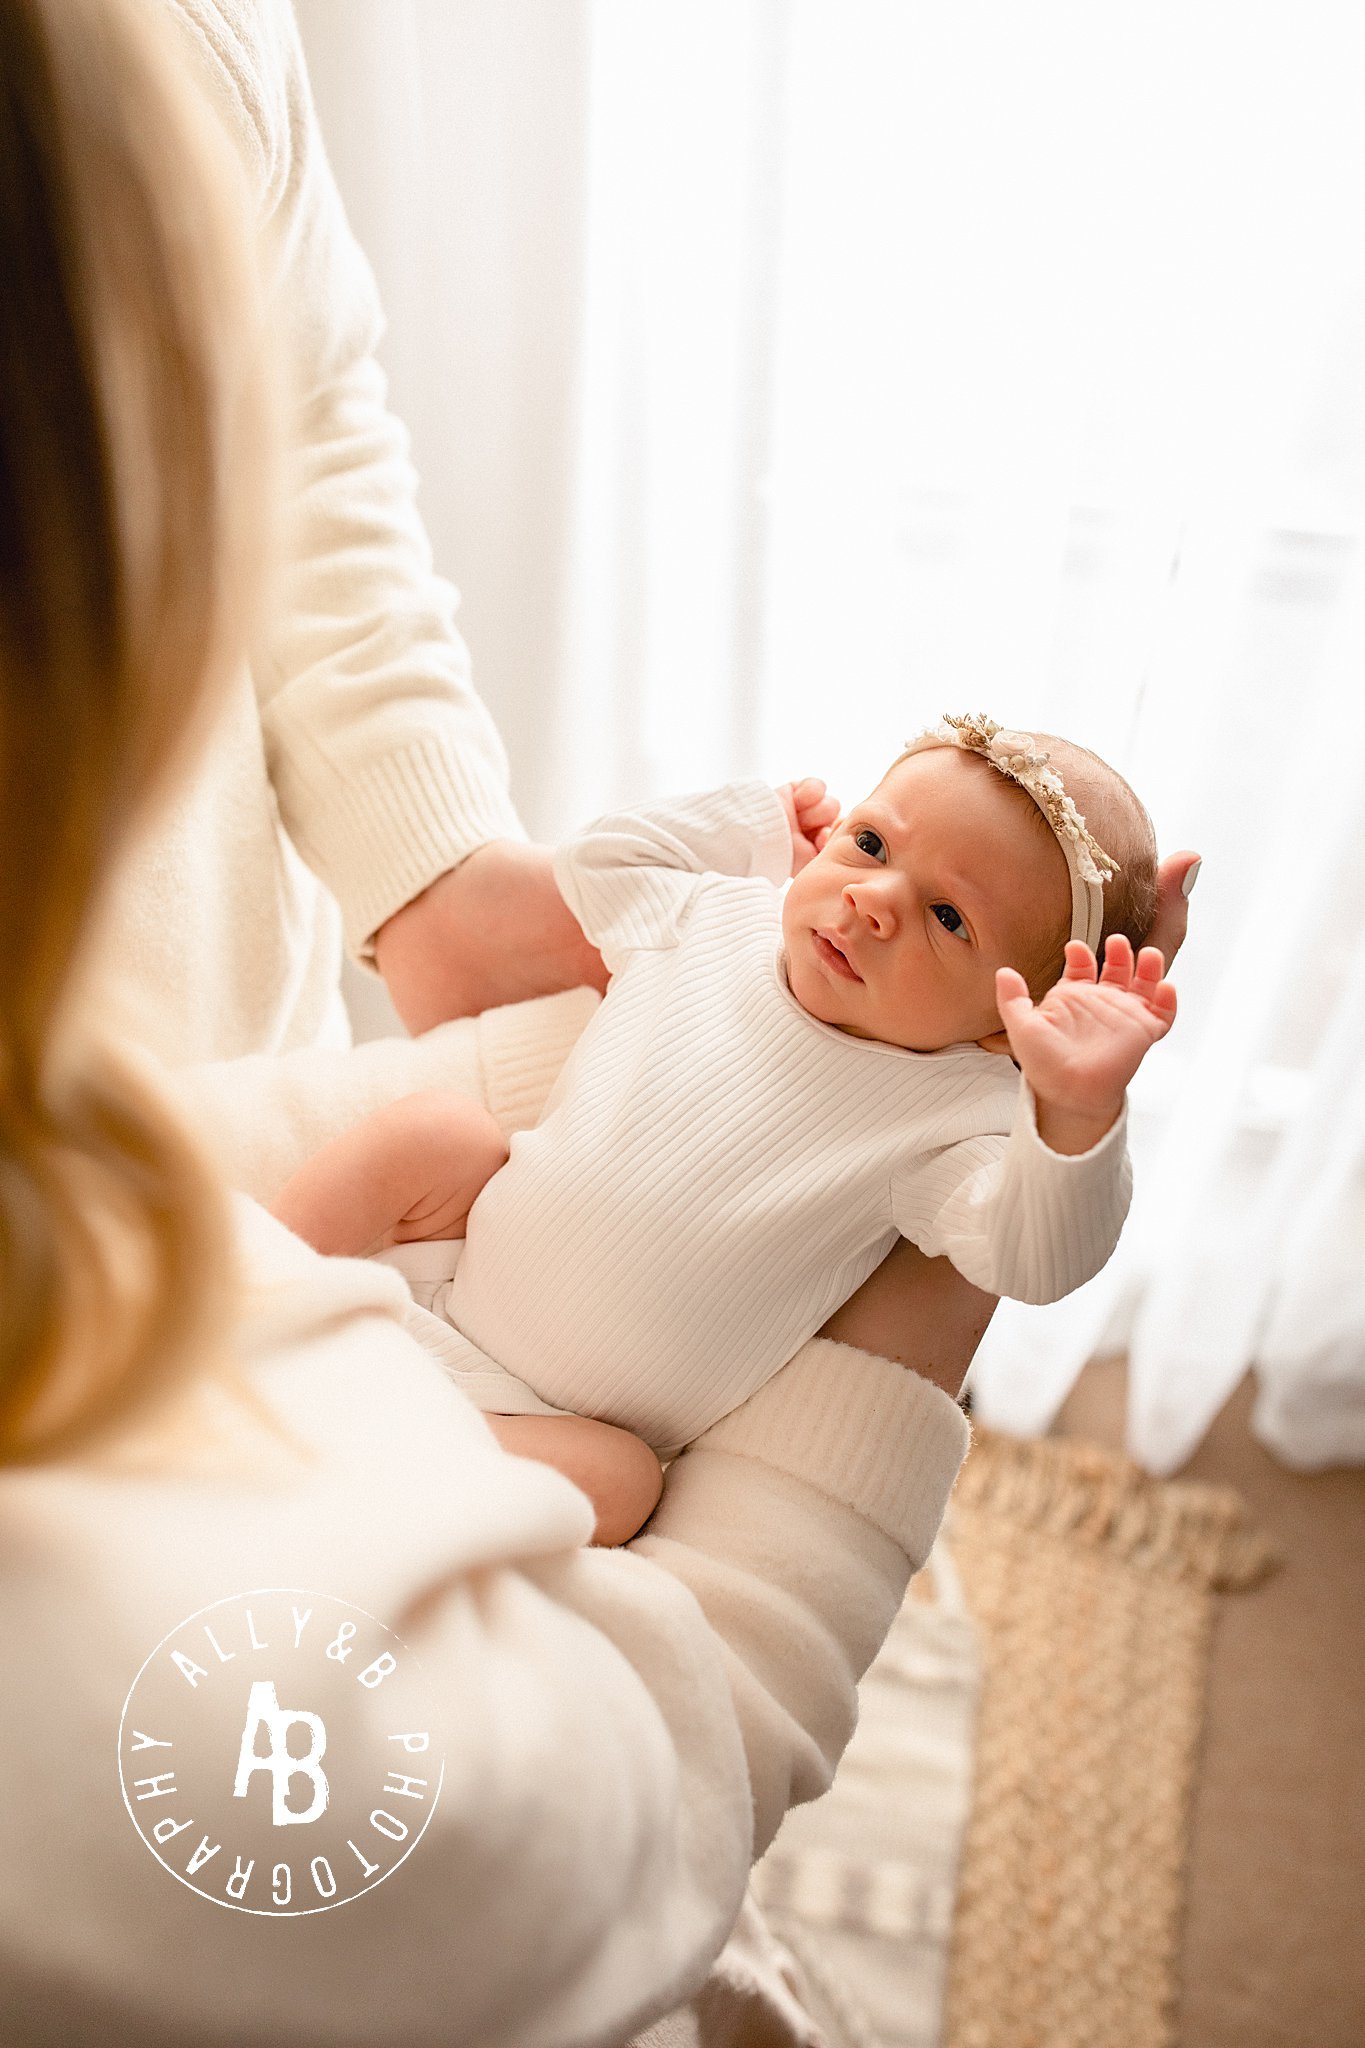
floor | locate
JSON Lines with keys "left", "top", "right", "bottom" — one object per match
{"left": 1053, "top": 1362, "right": 1365, "bottom": 2048}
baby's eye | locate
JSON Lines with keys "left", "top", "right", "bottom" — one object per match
{"left": 853, "top": 828, "right": 887, "bottom": 862}
{"left": 932, "top": 902, "right": 966, "bottom": 937}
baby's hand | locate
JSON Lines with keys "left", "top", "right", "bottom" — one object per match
{"left": 995, "top": 936, "right": 1177, "bottom": 1156}
{"left": 778, "top": 778, "right": 839, "bottom": 874}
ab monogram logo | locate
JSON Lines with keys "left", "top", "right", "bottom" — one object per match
{"left": 118, "top": 1589, "right": 446, "bottom": 1916}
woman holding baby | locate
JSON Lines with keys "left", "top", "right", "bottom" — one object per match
{"left": 0, "top": 1, "right": 1194, "bottom": 2043}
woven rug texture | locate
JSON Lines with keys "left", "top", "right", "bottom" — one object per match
{"left": 941, "top": 1426, "right": 1275, "bottom": 2048}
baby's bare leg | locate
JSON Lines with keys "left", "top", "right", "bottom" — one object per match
{"left": 271, "top": 1089, "right": 509, "bottom": 1257}
{"left": 487, "top": 1413, "right": 664, "bottom": 1547}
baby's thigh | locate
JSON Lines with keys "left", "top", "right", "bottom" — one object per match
{"left": 486, "top": 1413, "right": 664, "bottom": 1548}
{"left": 382, "top": 1089, "right": 509, "bottom": 1182}
{"left": 379, "top": 1090, "right": 510, "bottom": 1240}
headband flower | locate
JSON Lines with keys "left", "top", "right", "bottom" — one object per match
{"left": 898, "top": 712, "right": 1119, "bottom": 949}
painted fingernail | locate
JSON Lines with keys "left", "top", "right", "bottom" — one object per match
{"left": 1180, "top": 858, "right": 1202, "bottom": 899}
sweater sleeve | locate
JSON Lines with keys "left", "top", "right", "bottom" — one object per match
{"left": 552, "top": 781, "right": 794, "bottom": 971}
{"left": 170, "top": 0, "right": 524, "bottom": 955}
{"left": 890, "top": 1073, "right": 1133, "bottom": 1303}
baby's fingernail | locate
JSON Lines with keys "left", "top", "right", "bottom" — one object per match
{"left": 1180, "top": 858, "right": 1202, "bottom": 899}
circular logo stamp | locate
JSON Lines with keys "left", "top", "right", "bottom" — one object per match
{"left": 118, "top": 1588, "right": 446, "bottom": 1916}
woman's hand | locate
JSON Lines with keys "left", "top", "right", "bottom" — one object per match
{"left": 777, "top": 777, "right": 840, "bottom": 873}
{"left": 375, "top": 841, "right": 608, "bottom": 1032}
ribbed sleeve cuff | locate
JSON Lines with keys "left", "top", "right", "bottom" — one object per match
{"left": 698, "top": 1338, "right": 971, "bottom": 1566}
{"left": 1003, "top": 1078, "right": 1133, "bottom": 1298}
{"left": 1015, "top": 1075, "right": 1130, "bottom": 1166}
{"left": 282, "top": 735, "right": 527, "bottom": 957}
{"left": 475, "top": 987, "right": 601, "bottom": 1136}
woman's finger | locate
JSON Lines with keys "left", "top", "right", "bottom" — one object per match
{"left": 1147, "top": 851, "right": 1200, "bottom": 970}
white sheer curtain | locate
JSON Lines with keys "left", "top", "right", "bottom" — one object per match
{"left": 294, "top": 0, "right": 591, "bottom": 836}
{"left": 297, "top": 0, "right": 1365, "bottom": 1472}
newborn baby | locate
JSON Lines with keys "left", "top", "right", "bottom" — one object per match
{"left": 274, "top": 715, "right": 1175, "bottom": 1541}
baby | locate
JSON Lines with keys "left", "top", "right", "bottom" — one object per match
{"left": 273, "top": 715, "right": 1175, "bottom": 1542}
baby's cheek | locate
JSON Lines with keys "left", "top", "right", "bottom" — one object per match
{"left": 779, "top": 874, "right": 804, "bottom": 940}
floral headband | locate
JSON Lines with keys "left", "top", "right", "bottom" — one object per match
{"left": 897, "top": 712, "right": 1119, "bottom": 951}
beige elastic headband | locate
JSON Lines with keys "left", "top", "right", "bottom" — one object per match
{"left": 897, "top": 713, "right": 1119, "bottom": 952}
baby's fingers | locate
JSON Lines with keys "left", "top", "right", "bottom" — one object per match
{"left": 793, "top": 779, "right": 839, "bottom": 828}
{"left": 1150, "top": 980, "right": 1178, "bottom": 1028}
{"left": 1062, "top": 940, "right": 1099, "bottom": 983}
{"left": 994, "top": 965, "right": 1034, "bottom": 1023}
{"left": 1133, "top": 945, "right": 1177, "bottom": 1026}
{"left": 1098, "top": 933, "right": 1133, "bottom": 986}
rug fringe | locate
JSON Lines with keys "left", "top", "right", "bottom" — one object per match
{"left": 954, "top": 1426, "right": 1278, "bottom": 1590}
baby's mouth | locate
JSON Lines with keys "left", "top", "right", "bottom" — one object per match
{"left": 813, "top": 929, "right": 863, "bottom": 982}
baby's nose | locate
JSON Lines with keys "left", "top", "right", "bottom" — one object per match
{"left": 844, "top": 880, "right": 895, "bottom": 937}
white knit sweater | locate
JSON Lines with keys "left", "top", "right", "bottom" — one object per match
{"left": 0, "top": 1176, "right": 969, "bottom": 2048}
{"left": 441, "top": 783, "right": 1132, "bottom": 1455}
{"left": 101, "top": 0, "right": 523, "bottom": 1066}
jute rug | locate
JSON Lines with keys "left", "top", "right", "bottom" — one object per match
{"left": 751, "top": 1426, "right": 1275, "bottom": 2048}
{"left": 941, "top": 1426, "right": 1276, "bottom": 2048}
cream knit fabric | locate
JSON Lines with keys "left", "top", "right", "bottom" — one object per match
{"left": 437, "top": 783, "right": 1132, "bottom": 1455}
{"left": 0, "top": 1200, "right": 970, "bottom": 2048}
{"left": 102, "top": 0, "right": 523, "bottom": 1067}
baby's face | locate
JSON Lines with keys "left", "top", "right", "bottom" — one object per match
{"left": 781, "top": 748, "right": 1070, "bottom": 1051}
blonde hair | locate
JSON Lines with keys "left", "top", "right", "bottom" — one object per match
{"left": 0, "top": 0, "right": 273, "bottom": 1461}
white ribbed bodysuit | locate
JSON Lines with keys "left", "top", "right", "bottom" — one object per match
{"left": 411, "top": 782, "right": 1131, "bottom": 1456}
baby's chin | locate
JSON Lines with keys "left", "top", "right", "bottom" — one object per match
{"left": 782, "top": 947, "right": 846, "bottom": 1030}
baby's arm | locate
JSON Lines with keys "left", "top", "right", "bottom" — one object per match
{"left": 270, "top": 1089, "right": 510, "bottom": 1257}
{"left": 555, "top": 781, "right": 808, "bottom": 973}
{"left": 893, "top": 1107, "right": 1128, "bottom": 1307}
{"left": 893, "top": 940, "right": 1174, "bottom": 1302}
{"left": 995, "top": 935, "right": 1177, "bottom": 1153}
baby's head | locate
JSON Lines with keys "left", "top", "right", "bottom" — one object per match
{"left": 781, "top": 716, "right": 1157, "bottom": 1052}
